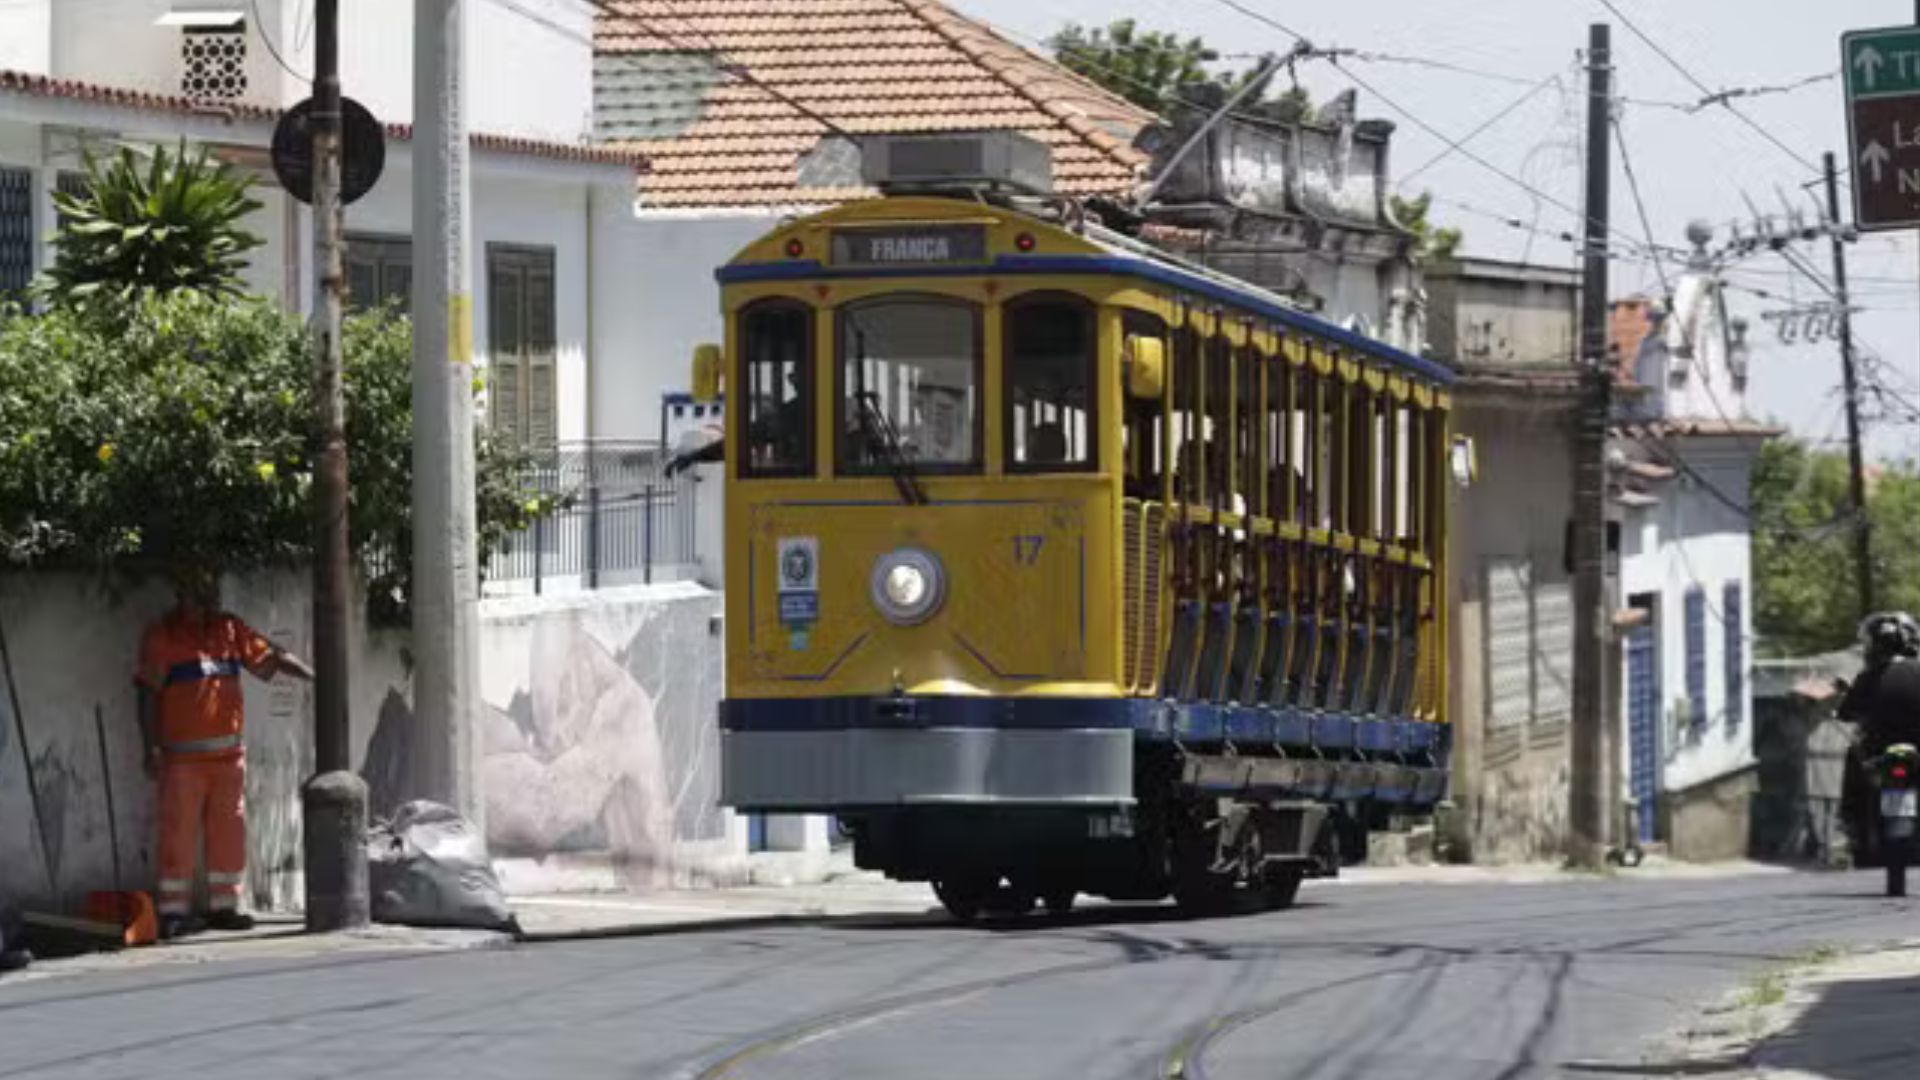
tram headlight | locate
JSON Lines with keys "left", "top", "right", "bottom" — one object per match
{"left": 870, "top": 548, "right": 945, "bottom": 625}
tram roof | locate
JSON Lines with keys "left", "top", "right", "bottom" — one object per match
{"left": 715, "top": 201, "right": 1455, "bottom": 387}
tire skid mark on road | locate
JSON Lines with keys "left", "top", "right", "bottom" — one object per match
{"left": 0, "top": 996, "right": 409, "bottom": 1079}
{"left": 1156, "top": 956, "right": 1449, "bottom": 1080}
{"left": 669, "top": 941, "right": 1212, "bottom": 1080}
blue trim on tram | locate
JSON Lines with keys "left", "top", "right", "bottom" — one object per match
{"left": 721, "top": 695, "right": 1453, "bottom": 759}
{"left": 714, "top": 253, "right": 1458, "bottom": 386}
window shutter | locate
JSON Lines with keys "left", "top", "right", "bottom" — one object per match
{"left": 1533, "top": 578, "right": 1573, "bottom": 725}
{"left": 0, "top": 167, "right": 33, "bottom": 300}
{"left": 1723, "top": 582, "right": 1743, "bottom": 728}
{"left": 527, "top": 260, "right": 557, "bottom": 448}
{"left": 489, "top": 259, "right": 524, "bottom": 439}
{"left": 1487, "top": 557, "right": 1533, "bottom": 730}
{"left": 1685, "top": 587, "right": 1707, "bottom": 728}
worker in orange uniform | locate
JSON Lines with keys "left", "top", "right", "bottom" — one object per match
{"left": 135, "top": 569, "right": 313, "bottom": 939}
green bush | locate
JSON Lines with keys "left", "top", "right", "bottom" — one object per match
{"left": 0, "top": 292, "right": 551, "bottom": 625}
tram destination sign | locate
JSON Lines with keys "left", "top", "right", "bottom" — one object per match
{"left": 830, "top": 225, "right": 987, "bottom": 267}
{"left": 1843, "top": 25, "right": 1920, "bottom": 230}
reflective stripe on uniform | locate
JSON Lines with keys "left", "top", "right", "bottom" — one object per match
{"left": 164, "top": 733, "right": 244, "bottom": 755}
{"left": 206, "top": 870, "right": 245, "bottom": 885}
{"left": 208, "top": 893, "right": 239, "bottom": 911}
{"left": 158, "top": 899, "right": 191, "bottom": 916}
{"left": 164, "top": 657, "right": 243, "bottom": 686}
{"left": 157, "top": 878, "right": 191, "bottom": 894}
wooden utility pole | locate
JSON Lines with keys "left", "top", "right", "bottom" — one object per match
{"left": 1569, "top": 22, "right": 1612, "bottom": 870}
{"left": 1825, "top": 151, "right": 1875, "bottom": 620}
{"left": 302, "top": 0, "right": 369, "bottom": 933}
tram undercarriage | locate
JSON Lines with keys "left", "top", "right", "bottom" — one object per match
{"left": 836, "top": 748, "right": 1339, "bottom": 920}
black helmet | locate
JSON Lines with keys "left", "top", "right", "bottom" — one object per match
{"left": 1860, "top": 611, "right": 1920, "bottom": 663}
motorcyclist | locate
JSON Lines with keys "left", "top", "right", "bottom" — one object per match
{"left": 1838, "top": 611, "right": 1920, "bottom": 861}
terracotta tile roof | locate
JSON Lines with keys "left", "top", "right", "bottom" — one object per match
{"left": 594, "top": 0, "right": 1154, "bottom": 209}
{"left": 0, "top": 69, "right": 650, "bottom": 173}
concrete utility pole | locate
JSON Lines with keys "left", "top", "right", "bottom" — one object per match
{"left": 1825, "top": 151, "right": 1875, "bottom": 620}
{"left": 1568, "top": 22, "right": 1612, "bottom": 871}
{"left": 303, "top": 0, "right": 370, "bottom": 932}
{"left": 412, "top": 0, "right": 484, "bottom": 825}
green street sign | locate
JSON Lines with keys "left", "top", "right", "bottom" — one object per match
{"left": 1843, "top": 26, "right": 1920, "bottom": 230}
{"left": 1845, "top": 27, "right": 1920, "bottom": 97}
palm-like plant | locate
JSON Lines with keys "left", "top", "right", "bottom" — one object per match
{"left": 41, "top": 140, "right": 264, "bottom": 307}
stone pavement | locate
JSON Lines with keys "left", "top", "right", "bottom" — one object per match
{"left": 1655, "top": 934, "right": 1920, "bottom": 1079}
{"left": 0, "top": 854, "right": 1793, "bottom": 984}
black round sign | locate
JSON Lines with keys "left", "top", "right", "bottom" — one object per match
{"left": 271, "top": 96, "right": 386, "bottom": 206}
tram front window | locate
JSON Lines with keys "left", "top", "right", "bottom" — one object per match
{"left": 840, "top": 297, "right": 982, "bottom": 473}
{"left": 740, "top": 301, "right": 812, "bottom": 477}
{"left": 1006, "top": 295, "right": 1095, "bottom": 472}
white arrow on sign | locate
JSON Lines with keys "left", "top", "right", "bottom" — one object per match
{"left": 1862, "top": 139, "right": 1893, "bottom": 183}
{"left": 1857, "top": 43, "right": 1888, "bottom": 89}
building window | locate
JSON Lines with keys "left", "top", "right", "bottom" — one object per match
{"left": 487, "top": 245, "right": 557, "bottom": 448}
{"left": 0, "top": 167, "right": 33, "bottom": 303}
{"left": 1005, "top": 293, "right": 1095, "bottom": 472}
{"left": 738, "top": 300, "right": 813, "bottom": 477}
{"left": 1723, "top": 581, "right": 1744, "bottom": 728}
{"left": 54, "top": 170, "right": 89, "bottom": 234}
{"left": 346, "top": 234, "right": 412, "bottom": 314}
{"left": 181, "top": 25, "right": 248, "bottom": 103}
{"left": 1684, "top": 586, "right": 1707, "bottom": 729}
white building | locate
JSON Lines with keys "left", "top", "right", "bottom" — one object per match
{"left": 1611, "top": 225, "right": 1777, "bottom": 859}
{"left": 0, "top": 0, "right": 643, "bottom": 449}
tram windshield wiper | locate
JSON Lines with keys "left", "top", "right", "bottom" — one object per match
{"left": 855, "top": 391, "right": 927, "bottom": 505}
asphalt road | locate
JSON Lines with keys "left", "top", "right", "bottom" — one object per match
{"left": 2, "top": 871, "right": 1914, "bottom": 1080}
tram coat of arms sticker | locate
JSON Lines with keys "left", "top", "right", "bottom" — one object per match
{"left": 776, "top": 536, "right": 820, "bottom": 648}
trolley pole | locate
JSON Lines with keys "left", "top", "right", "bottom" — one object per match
{"left": 1568, "top": 22, "right": 1613, "bottom": 871}
{"left": 1825, "top": 151, "right": 1875, "bottom": 620}
{"left": 302, "top": 0, "right": 370, "bottom": 933}
{"left": 412, "top": 0, "right": 484, "bottom": 826}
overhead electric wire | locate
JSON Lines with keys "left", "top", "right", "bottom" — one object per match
{"left": 252, "top": 0, "right": 310, "bottom": 82}
{"left": 1611, "top": 110, "right": 1670, "bottom": 296}
{"left": 1205, "top": 0, "right": 1653, "bottom": 259}
{"left": 1591, "top": 0, "right": 1822, "bottom": 177}
{"left": 1398, "top": 69, "right": 1565, "bottom": 187}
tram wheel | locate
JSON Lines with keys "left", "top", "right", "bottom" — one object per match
{"left": 933, "top": 878, "right": 988, "bottom": 922}
{"left": 1261, "top": 865, "right": 1305, "bottom": 911}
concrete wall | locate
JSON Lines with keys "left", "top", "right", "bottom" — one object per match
{"left": 0, "top": 0, "right": 52, "bottom": 74}
{"left": 1426, "top": 260, "right": 1580, "bottom": 369}
{"left": 0, "top": 570, "right": 407, "bottom": 914}
{"left": 591, "top": 213, "right": 775, "bottom": 441}
{"left": 1664, "top": 765, "right": 1758, "bottom": 862}
{"left": 2, "top": 571, "right": 818, "bottom": 913}
{"left": 1445, "top": 393, "right": 1579, "bottom": 862}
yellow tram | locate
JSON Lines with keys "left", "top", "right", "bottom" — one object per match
{"left": 696, "top": 138, "right": 1453, "bottom": 918}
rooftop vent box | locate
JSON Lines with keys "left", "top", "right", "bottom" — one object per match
{"left": 861, "top": 132, "right": 1052, "bottom": 195}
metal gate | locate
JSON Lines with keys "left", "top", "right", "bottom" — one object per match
{"left": 1626, "top": 622, "right": 1660, "bottom": 844}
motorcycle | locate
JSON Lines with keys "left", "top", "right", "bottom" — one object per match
{"left": 1871, "top": 743, "right": 1919, "bottom": 897}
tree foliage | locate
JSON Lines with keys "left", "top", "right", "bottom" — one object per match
{"left": 0, "top": 293, "right": 552, "bottom": 626}
{"left": 40, "top": 142, "right": 264, "bottom": 307}
{"left": 1388, "top": 192, "right": 1463, "bottom": 261}
{"left": 1049, "top": 19, "right": 1310, "bottom": 123}
{"left": 1751, "top": 439, "right": 1920, "bottom": 656}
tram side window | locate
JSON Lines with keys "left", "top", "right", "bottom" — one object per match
{"left": 1006, "top": 295, "right": 1096, "bottom": 472}
{"left": 739, "top": 302, "right": 813, "bottom": 477}
{"left": 840, "top": 297, "right": 982, "bottom": 473}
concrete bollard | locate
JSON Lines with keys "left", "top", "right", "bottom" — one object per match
{"left": 302, "top": 770, "right": 370, "bottom": 931}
